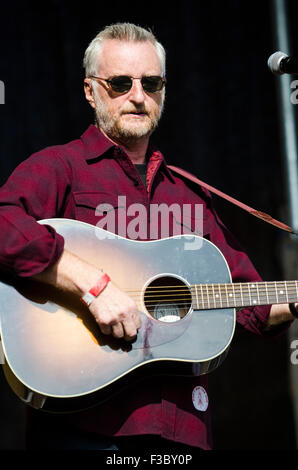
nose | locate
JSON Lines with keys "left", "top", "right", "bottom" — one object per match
{"left": 127, "top": 78, "right": 146, "bottom": 104}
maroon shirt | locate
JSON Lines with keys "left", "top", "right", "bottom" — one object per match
{"left": 0, "top": 125, "right": 281, "bottom": 449}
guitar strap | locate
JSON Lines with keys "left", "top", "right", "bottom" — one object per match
{"left": 168, "top": 164, "right": 298, "bottom": 236}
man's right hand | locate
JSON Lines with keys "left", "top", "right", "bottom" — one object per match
{"left": 88, "top": 281, "right": 142, "bottom": 342}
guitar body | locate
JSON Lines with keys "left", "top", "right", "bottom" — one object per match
{"left": 0, "top": 219, "right": 235, "bottom": 412}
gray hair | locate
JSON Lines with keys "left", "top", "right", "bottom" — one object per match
{"left": 83, "top": 22, "right": 166, "bottom": 77}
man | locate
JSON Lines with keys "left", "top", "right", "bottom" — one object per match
{"left": 0, "top": 22, "right": 296, "bottom": 451}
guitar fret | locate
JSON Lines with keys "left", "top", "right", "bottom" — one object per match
{"left": 214, "top": 284, "right": 219, "bottom": 308}
{"left": 212, "top": 284, "right": 216, "bottom": 309}
{"left": 241, "top": 283, "right": 248, "bottom": 306}
{"left": 278, "top": 281, "right": 288, "bottom": 302}
{"left": 227, "top": 285, "right": 234, "bottom": 305}
{"left": 225, "top": 284, "right": 229, "bottom": 307}
{"left": 259, "top": 284, "right": 268, "bottom": 303}
{"left": 200, "top": 284, "right": 205, "bottom": 310}
{"left": 239, "top": 283, "right": 244, "bottom": 307}
{"left": 281, "top": 282, "right": 286, "bottom": 301}
{"left": 226, "top": 284, "right": 234, "bottom": 307}
{"left": 206, "top": 285, "right": 210, "bottom": 309}
{"left": 194, "top": 285, "right": 199, "bottom": 309}
{"left": 251, "top": 283, "right": 257, "bottom": 305}
{"left": 248, "top": 283, "right": 252, "bottom": 306}
{"left": 285, "top": 282, "right": 289, "bottom": 303}
{"left": 219, "top": 284, "right": 223, "bottom": 308}
{"left": 289, "top": 281, "right": 298, "bottom": 302}
{"left": 265, "top": 282, "right": 269, "bottom": 305}
{"left": 216, "top": 285, "right": 221, "bottom": 307}
{"left": 275, "top": 281, "right": 280, "bottom": 303}
{"left": 256, "top": 283, "right": 260, "bottom": 304}
{"left": 232, "top": 283, "right": 236, "bottom": 307}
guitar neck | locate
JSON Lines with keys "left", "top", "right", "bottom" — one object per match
{"left": 192, "top": 280, "right": 298, "bottom": 310}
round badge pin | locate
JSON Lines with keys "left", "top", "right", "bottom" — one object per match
{"left": 192, "top": 386, "right": 209, "bottom": 411}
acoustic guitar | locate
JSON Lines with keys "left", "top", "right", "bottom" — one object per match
{"left": 0, "top": 218, "right": 296, "bottom": 412}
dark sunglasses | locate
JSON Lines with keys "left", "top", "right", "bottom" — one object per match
{"left": 89, "top": 75, "right": 166, "bottom": 94}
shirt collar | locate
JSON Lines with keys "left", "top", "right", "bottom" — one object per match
{"left": 80, "top": 124, "right": 114, "bottom": 160}
{"left": 80, "top": 124, "right": 175, "bottom": 182}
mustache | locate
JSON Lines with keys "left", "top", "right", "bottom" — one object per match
{"left": 121, "top": 106, "right": 149, "bottom": 115}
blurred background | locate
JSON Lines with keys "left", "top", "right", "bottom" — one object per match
{"left": 0, "top": 0, "right": 298, "bottom": 450}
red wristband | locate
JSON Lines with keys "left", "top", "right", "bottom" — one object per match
{"left": 81, "top": 273, "right": 110, "bottom": 306}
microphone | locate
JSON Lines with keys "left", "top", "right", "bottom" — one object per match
{"left": 268, "top": 51, "right": 298, "bottom": 75}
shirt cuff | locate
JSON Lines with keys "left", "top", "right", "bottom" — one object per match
{"left": 0, "top": 226, "right": 65, "bottom": 277}
{"left": 236, "top": 304, "right": 293, "bottom": 337}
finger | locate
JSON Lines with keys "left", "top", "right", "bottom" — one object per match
{"left": 99, "top": 323, "right": 112, "bottom": 336}
{"left": 94, "top": 311, "right": 114, "bottom": 336}
{"left": 111, "top": 322, "right": 125, "bottom": 339}
{"left": 122, "top": 318, "right": 139, "bottom": 341}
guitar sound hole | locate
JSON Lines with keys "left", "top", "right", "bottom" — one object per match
{"left": 144, "top": 275, "right": 192, "bottom": 322}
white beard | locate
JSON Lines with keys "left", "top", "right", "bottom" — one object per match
{"left": 93, "top": 89, "right": 165, "bottom": 144}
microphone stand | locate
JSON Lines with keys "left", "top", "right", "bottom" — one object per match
{"left": 271, "top": 0, "right": 298, "bottom": 449}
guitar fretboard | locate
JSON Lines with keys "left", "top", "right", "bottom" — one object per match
{"left": 191, "top": 280, "right": 298, "bottom": 310}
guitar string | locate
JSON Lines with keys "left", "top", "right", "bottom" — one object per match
{"left": 121, "top": 299, "right": 292, "bottom": 309}
{"left": 123, "top": 281, "right": 297, "bottom": 291}
{"left": 122, "top": 293, "right": 298, "bottom": 310}
{"left": 121, "top": 284, "right": 298, "bottom": 298}
{"left": 123, "top": 289, "right": 298, "bottom": 299}
{"left": 127, "top": 296, "right": 298, "bottom": 303}
{"left": 123, "top": 287, "right": 298, "bottom": 305}
{"left": 104, "top": 278, "right": 298, "bottom": 305}
{"left": 124, "top": 294, "right": 298, "bottom": 302}
{"left": 124, "top": 286, "right": 298, "bottom": 296}
{"left": 125, "top": 299, "right": 297, "bottom": 309}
